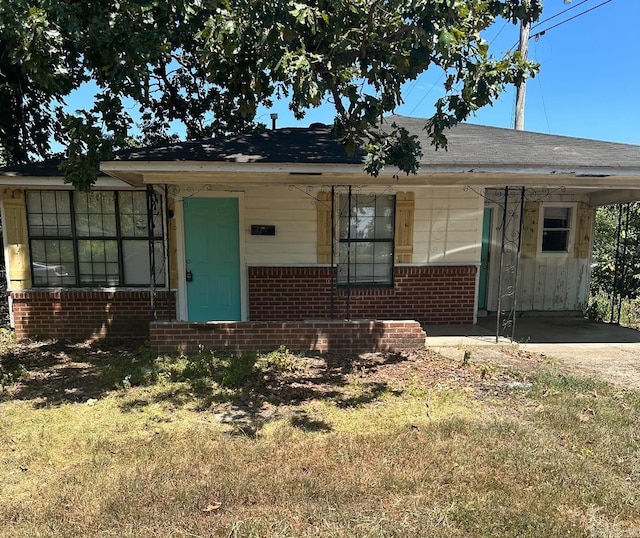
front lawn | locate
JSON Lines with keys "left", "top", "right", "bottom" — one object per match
{"left": 1, "top": 334, "right": 639, "bottom": 537}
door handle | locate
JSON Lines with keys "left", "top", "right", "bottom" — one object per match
{"left": 186, "top": 269, "right": 193, "bottom": 282}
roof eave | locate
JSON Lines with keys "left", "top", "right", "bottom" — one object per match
{"left": 99, "top": 160, "right": 640, "bottom": 189}
{"left": 0, "top": 176, "right": 135, "bottom": 188}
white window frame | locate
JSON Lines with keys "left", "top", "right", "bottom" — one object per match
{"left": 537, "top": 202, "right": 576, "bottom": 256}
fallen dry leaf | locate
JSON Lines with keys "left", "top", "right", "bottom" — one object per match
{"left": 202, "top": 502, "right": 222, "bottom": 513}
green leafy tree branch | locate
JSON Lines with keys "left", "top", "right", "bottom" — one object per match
{"left": 1, "top": 0, "right": 541, "bottom": 189}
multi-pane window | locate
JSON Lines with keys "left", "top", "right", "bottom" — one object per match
{"left": 26, "top": 190, "right": 164, "bottom": 287}
{"left": 338, "top": 193, "right": 395, "bottom": 286}
{"left": 541, "top": 206, "right": 572, "bottom": 252}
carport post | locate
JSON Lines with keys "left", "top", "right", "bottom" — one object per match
{"left": 495, "top": 187, "right": 508, "bottom": 343}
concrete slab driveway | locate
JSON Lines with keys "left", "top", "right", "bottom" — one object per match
{"left": 424, "top": 317, "right": 640, "bottom": 390}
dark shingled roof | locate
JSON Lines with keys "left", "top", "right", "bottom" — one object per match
{"left": 2, "top": 115, "right": 640, "bottom": 177}
{"left": 390, "top": 115, "right": 640, "bottom": 170}
{"left": 0, "top": 158, "right": 66, "bottom": 177}
{"left": 113, "top": 122, "right": 365, "bottom": 164}
{"left": 0, "top": 123, "right": 361, "bottom": 177}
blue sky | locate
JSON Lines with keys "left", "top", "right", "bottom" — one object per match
{"left": 64, "top": 1, "right": 637, "bottom": 148}
{"left": 256, "top": 0, "right": 640, "bottom": 145}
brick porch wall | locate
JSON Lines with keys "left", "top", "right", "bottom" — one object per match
{"left": 11, "top": 289, "right": 176, "bottom": 340}
{"left": 248, "top": 266, "right": 476, "bottom": 325}
{"left": 150, "top": 320, "right": 426, "bottom": 354}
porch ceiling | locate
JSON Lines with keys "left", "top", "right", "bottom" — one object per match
{"left": 587, "top": 188, "right": 640, "bottom": 206}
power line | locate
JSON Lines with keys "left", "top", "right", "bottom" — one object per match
{"left": 535, "top": 65, "right": 552, "bottom": 134}
{"left": 511, "top": 0, "right": 614, "bottom": 50}
{"left": 531, "top": 0, "right": 614, "bottom": 40}
{"left": 531, "top": 0, "right": 591, "bottom": 31}
{"left": 489, "top": 20, "right": 510, "bottom": 45}
{"left": 408, "top": 72, "right": 445, "bottom": 116}
{"left": 408, "top": 0, "right": 614, "bottom": 117}
{"left": 403, "top": 74, "right": 423, "bottom": 100}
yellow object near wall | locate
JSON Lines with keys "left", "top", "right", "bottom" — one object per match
{"left": 573, "top": 202, "right": 593, "bottom": 259}
{"left": 521, "top": 201, "right": 540, "bottom": 259}
{"left": 394, "top": 191, "right": 415, "bottom": 263}
{"left": 316, "top": 191, "right": 333, "bottom": 264}
{"left": 2, "top": 189, "right": 31, "bottom": 290}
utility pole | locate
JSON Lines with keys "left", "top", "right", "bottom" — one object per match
{"left": 514, "top": 1, "right": 530, "bottom": 131}
{"left": 515, "top": 1, "right": 573, "bottom": 130}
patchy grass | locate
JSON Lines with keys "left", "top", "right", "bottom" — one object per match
{"left": 1, "top": 333, "right": 640, "bottom": 537}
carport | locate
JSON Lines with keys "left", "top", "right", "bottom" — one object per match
{"left": 425, "top": 316, "right": 640, "bottom": 344}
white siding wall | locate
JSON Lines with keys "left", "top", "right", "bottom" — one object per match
{"left": 413, "top": 187, "right": 483, "bottom": 265}
{"left": 516, "top": 258, "right": 590, "bottom": 311}
{"left": 243, "top": 185, "right": 483, "bottom": 266}
{"left": 244, "top": 186, "right": 317, "bottom": 265}
{"left": 485, "top": 192, "right": 592, "bottom": 312}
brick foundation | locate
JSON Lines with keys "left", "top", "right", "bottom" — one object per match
{"left": 10, "top": 265, "right": 475, "bottom": 342}
{"left": 150, "top": 320, "right": 426, "bottom": 354}
{"left": 11, "top": 289, "right": 176, "bottom": 340}
{"left": 248, "top": 266, "right": 476, "bottom": 325}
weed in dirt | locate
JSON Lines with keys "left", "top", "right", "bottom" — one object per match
{"left": 1, "top": 360, "right": 27, "bottom": 391}
{"left": 0, "top": 331, "right": 24, "bottom": 391}
{"left": 479, "top": 363, "right": 497, "bottom": 379}
{"left": 116, "top": 345, "right": 306, "bottom": 395}
{"left": 259, "top": 345, "right": 307, "bottom": 373}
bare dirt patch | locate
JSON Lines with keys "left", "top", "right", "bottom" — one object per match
{"left": 522, "top": 342, "right": 640, "bottom": 390}
{"left": 429, "top": 340, "right": 640, "bottom": 391}
{"left": 7, "top": 334, "right": 632, "bottom": 437}
{"left": 1, "top": 337, "right": 544, "bottom": 418}
{"left": 1, "top": 338, "right": 147, "bottom": 406}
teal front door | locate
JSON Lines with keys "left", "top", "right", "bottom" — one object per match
{"left": 183, "top": 198, "right": 241, "bottom": 321}
{"left": 478, "top": 207, "right": 493, "bottom": 310}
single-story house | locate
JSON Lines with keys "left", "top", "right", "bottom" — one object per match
{"left": 2, "top": 115, "right": 640, "bottom": 352}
